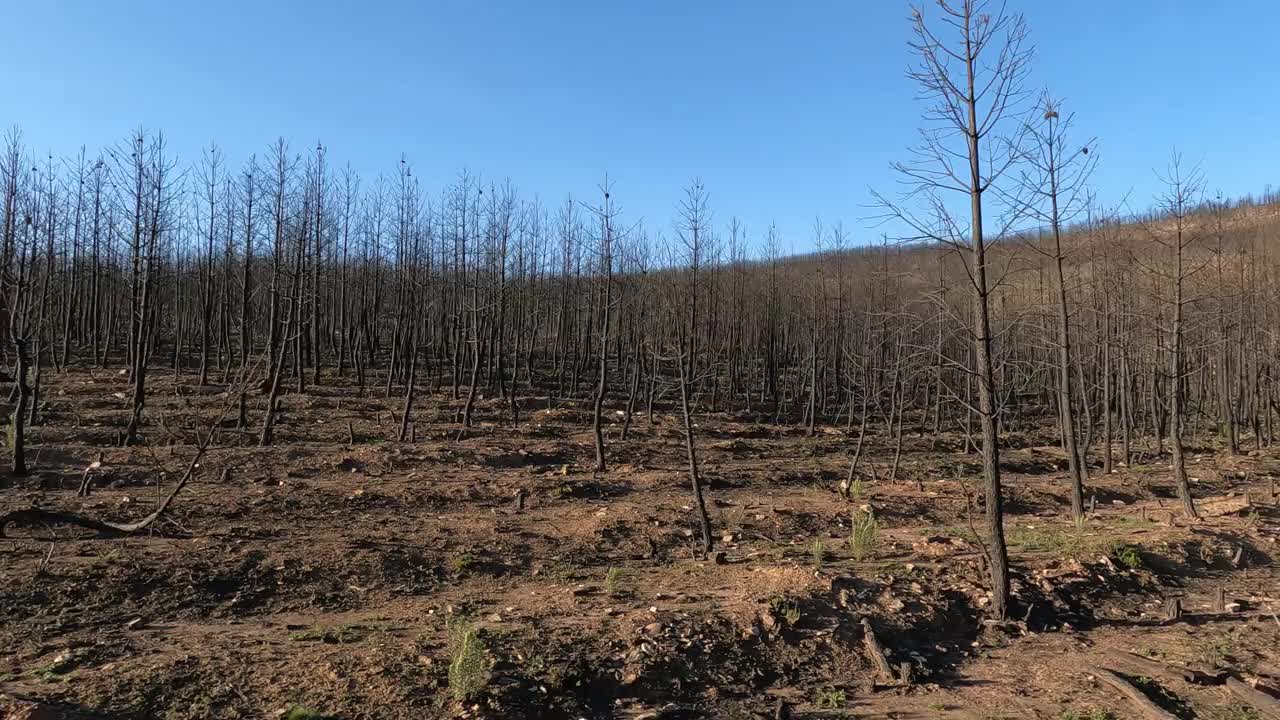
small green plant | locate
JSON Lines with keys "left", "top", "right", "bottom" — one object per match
{"left": 449, "top": 553, "right": 477, "bottom": 573}
{"left": 810, "top": 539, "right": 826, "bottom": 572}
{"left": 604, "top": 566, "right": 622, "bottom": 595}
{"left": 1113, "top": 545, "right": 1142, "bottom": 569}
{"left": 1196, "top": 635, "right": 1236, "bottom": 667}
{"left": 848, "top": 477, "right": 864, "bottom": 501}
{"left": 815, "top": 688, "right": 846, "bottom": 709}
{"left": 446, "top": 616, "right": 488, "bottom": 703}
{"left": 284, "top": 708, "right": 324, "bottom": 720}
{"left": 1130, "top": 675, "right": 1193, "bottom": 716}
{"left": 783, "top": 605, "right": 801, "bottom": 625}
{"left": 849, "top": 508, "right": 879, "bottom": 561}
{"left": 767, "top": 595, "right": 802, "bottom": 626}
{"left": 928, "top": 700, "right": 947, "bottom": 712}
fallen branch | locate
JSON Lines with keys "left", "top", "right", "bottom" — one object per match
{"left": 1090, "top": 667, "right": 1178, "bottom": 720}
{"left": 1, "top": 360, "right": 255, "bottom": 540}
{"left": 3, "top": 440, "right": 201, "bottom": 539}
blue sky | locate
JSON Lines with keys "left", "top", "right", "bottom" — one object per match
{"left": 3, "top": 1, "right": 1277, "bottom": 251}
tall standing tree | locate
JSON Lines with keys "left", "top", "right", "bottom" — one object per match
{"left": 875, "top": 0, "right": 1035, "bottom": 620}
{"left": 197, "top": 143, "right": 223, "bottom": 386}
{"left": 2, "top": 132, "right": 35, "bottom": 476}
{"left": 118, "top": 130, "right": 177, "bottom": 447}
{"left": 584, "top": 177, "right": 619, "bottom": 472}
{"left": 1149, "top": 152, "right": 1204, "bottom": 519}
{"left": 1018, "top": 93, "right": 1098, "bottom": 521}
{"left": 670, "top": 179, "right": 715, "bottom": 558}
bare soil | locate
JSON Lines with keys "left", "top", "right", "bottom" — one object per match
{"left": 1, "top": 370, "right": 1277, "bottom": 719}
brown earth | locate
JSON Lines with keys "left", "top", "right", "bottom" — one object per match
{"left": 1, "top": 370, "right": 1277, "bottom": 719}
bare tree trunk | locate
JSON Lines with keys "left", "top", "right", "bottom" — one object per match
{"left": 677, "top": 346, "right": 712, "bottom": 557}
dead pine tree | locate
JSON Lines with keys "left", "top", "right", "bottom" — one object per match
{"left": 3, "top": 134, "right": 36, "bottom": 477}
{"left": 874, "top": 0, "right": 1036, "bottom": 620}
{"left": 235, "top": 156, "right": 259, "bottom": 431}
{"left": 582, "top": 175, "right": 621, "bottom": 473}
{"left": 395, "top": 157, "right": 424, "bottom": 443}
{"left": 196, "top": 143, "right": 223, "bottom": 386}
{"left": 117, "top": 129, "right": 177, "bottom": 447}
{"left": 259, "top": 139, "right": 298, "bottom": 448}
{"left": 664, "top": 179, "right": 716, "bottom": 558}
{"left": 1016, "top": 92, "right": 1099, "bottom": 522}
{"left": 1143, "top": 152, "right": 1205, "bottom": 520}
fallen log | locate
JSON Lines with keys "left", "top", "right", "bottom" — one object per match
{"left": 1195, "top": 495, "right": 1251, "bottom": 517}
{"left": 1225, "top": 677, "right": 1280, "bottom": 720}
{"left": 1090, "top": 667, "right": 1178, "bottom": 720}
{"left": 1104, "top": 649, "right": 1225, "bottom": 685}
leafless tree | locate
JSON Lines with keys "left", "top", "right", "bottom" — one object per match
{"left": 874, "top": 0, "right": 1035, "bottom": 620}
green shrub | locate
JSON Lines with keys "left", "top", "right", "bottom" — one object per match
{"left": 816, "top": 688, "right": 846, "bottom": 709}
{"left": 1113, "top": 545, "right": 1142, "bottom": 569}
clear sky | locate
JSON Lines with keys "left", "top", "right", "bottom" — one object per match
{"left": 3, "top": 1, "right": 1277, "bottom": 251}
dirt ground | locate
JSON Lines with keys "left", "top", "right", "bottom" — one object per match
{"left": 1, "top": 370, "right": 1277, "bottom": 719}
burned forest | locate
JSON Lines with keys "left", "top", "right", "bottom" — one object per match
{"left": 2, "top": 1, "right": 1279, "bottom": 718}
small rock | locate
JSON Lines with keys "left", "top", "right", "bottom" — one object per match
{"left": 641, "top": 622, "right": 665, "bottom": 636}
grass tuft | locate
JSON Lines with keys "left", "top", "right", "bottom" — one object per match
{"left": 447, "top": 616, "right": 488, "bottom": 703}
{"left": 811, "top": 539, "right": 826, "bottom": 572}
{"left": 604, "top": 566, "right": 622, "bottom": 595}
{"left": 849, "top": 508, "right": 879, "bottom": 561}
